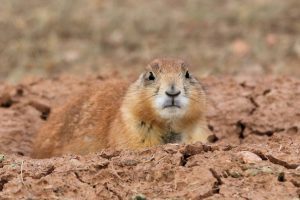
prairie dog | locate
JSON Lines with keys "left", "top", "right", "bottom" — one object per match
{"left": 32, "top": 58, "right": 211, "bottom": 158}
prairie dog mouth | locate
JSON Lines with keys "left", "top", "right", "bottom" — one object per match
{"left": 162, "top": 99, "right": 181, "bottom": 109}
{"left": 155, "top": 95, "right": 188, "bottom": 118}
{"left": 163, "top": 104, "right": 181, "bottom": 109}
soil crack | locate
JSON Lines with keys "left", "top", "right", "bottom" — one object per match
{"left": 247, "top": 96, "right": 259, "bottom": 115}
{"left": 249, "top": 127, "right": 285, "bottom": 137}
{"left": 194, "top": 168, "right": 223, "bottom": 199}
{"left": 266, "top": 154, "right": 299, "bottom": 169}
{"left": 74, "top": 172, "right": 90, "bottom": 185}
{"left": 104, "top": 182, "right": 122, "bottom": 200}
{"left": 250, "top": 150, "right": 299, "bottom": 169}
{"left": 249, "top": 150, "right": 267, "bottom": 160}
{"left": 74, "top": 171, "right": 96, "bottom": 191}
{"left": 236, "top": 121, "right": 246, "bottom": 139}
{"left": 32, "top": 165, "right": 55, "bottom": 179}
{"left": 291, "top": 179, "right": 300, "bottom": 188}
{"left": 0, "top": 178, "right": 9, "bottom": 191}
{"left": 44, "top": 165, "right": 55, "bottom": 176}
{"left": 209, "top": 168, "right": 223, "bottom": 185}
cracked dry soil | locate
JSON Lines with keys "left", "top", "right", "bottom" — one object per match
{"left": 0, "top": 75, "right": 299, "bottom": 199}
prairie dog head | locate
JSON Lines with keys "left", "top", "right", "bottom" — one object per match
{"left": 136, "top": 58, "right": 207, "bottom": 120}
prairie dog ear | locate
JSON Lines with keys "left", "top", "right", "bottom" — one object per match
{"left": 179, "top": 60, "right": 189, "bottom": 71}
{"left": 148, "top": 59, "right": 160, "bottom": 72}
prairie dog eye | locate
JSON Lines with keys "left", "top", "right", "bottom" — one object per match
{"left": 148, "top": 72, "right": 155, "bottom": 81}
{"left": 185, "top": 71, "right": 190, "bottom": 79}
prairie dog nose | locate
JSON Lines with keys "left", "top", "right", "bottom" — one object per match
{"left": 165, "top": 85, "right": 181, "bottom": 97}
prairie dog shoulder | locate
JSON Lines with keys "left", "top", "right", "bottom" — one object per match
{"left": 32, "top": 58, "right": 211, "bottom": 158}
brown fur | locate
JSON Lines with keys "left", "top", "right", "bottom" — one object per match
{"left": 32, "top": 58, "right": 211, "bottom": 158}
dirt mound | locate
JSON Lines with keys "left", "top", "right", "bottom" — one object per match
{"left": 0, "top": 75, "right": 299, "bottom": 199}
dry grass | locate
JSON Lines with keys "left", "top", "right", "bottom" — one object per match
{"left": 0, "top": 0, "right": 299, "bottom": 82}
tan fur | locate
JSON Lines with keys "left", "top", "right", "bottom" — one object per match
{"left": 32, "top": 58, "right": 211, "bottom": 158}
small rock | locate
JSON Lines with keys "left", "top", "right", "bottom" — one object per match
{"left": 100, "top": 149, "right": 120, "bottom": 159}
{"left": 0, "top": 154, "right": 4, "bottom": 162}
{"left": 261, "top": 166, "right": 273, "bottom": 174}
{"left": 245, "top": 168, "right": 260, "bottom": 176}
{"left": 237, "top": 151, "right": 262, "bottom": 164}
{"left": 121, "top": 159, "right": 139, "bottom": 166}
{"left": 70, "top": 158, "right": 81, "bottom": 166}
{"left": 179, "top": 143, "right": 204, "bottom": 156}
{"left": 207, "top": 134, "right": 218, "bottom": 143}
{"left": 132, "top": 194, "right": 147, "bottom": 200}
{"left": 164, "top": 144, "right": 180, "bottom": 154}
{"left": 229, "top": 170, "right": 242, "bottom": 178}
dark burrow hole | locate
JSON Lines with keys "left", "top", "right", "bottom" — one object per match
{"left": 44, "top": 166, "right": 55, "bottom": 176}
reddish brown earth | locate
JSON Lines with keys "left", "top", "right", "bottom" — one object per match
{"left": 0, "top": 75, "right": 299, "bottom": 199}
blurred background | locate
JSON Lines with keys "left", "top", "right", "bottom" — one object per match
{"left": 0, "top": 0, "right": 299, "bottom": 83}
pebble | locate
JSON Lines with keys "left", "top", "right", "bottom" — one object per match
{"left": 70, "top": 158, "right": 82, "bottom": 166}
{"left": 261, "top": 166, "right": 273, "bottom": 174}
{"left": 245, "top": 168, "right": 260, "bottom": 176}
{"left": 229, "top": 170, "right": 242, "bottom": 178}
{"left": 238, "top": 151, "right": 262, "bottom": 164}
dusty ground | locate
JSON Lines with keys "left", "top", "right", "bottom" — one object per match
{"left": 0, "top": 1, "right": 299, "bottom": 199}
{"left": 0, "top": 75, "right": 299, "bottom": 199}
{"left": 1, "top": 0, "right": 300, "bottom": 82}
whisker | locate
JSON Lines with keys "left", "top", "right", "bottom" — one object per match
{"left": 142, "top": 93, "right": 158, "bottom": 101}
{"left": 183, "top": 95, "right": 204, "bottom": 104}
